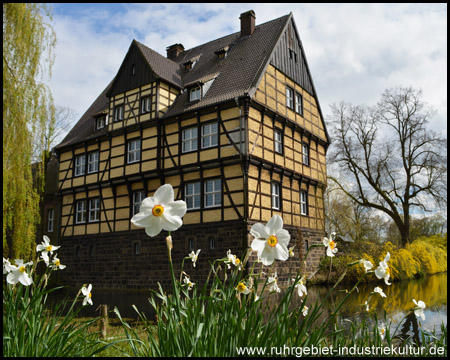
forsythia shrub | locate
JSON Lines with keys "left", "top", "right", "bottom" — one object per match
{"left": 380, "top": 242, "right": 420, "bottom": 281}
{"left": 410, "top": 240, "right": 447, "bottom": 275}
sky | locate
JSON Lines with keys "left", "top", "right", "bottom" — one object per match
{"left": 47, "top": 3, "right": 447, "bottom": 139}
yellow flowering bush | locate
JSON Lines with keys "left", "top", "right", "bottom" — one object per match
{"left": 410, "top": 240, "right": 447, "bottom": 274}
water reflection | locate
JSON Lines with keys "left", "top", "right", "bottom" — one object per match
{"left": 303, "top": 272, "right": 447, "bottom": 335}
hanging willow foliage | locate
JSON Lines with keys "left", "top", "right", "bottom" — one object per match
{"left": 3, "top": 3, "right": 56, "bottom": 260}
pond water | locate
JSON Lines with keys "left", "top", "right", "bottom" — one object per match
{"left": 49, "top": 272, "right": 447, "bottom": 337}
{"left": 303, "top": 272, "right": 447, "bottom": 336}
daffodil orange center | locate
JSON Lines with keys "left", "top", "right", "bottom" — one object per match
{"left": 152, "top": 205, "right": 164, "bottom": 217}
{"left": 46, "top": 245, "right": 52, "bottom": 252}
{"left": 19, "top": 266, "right": 26, "bottom": 273}
{"left": 55, "top": 260, "right": 60, "bottom": 266}
{"left": 89, "top": 292, "right": 92, "bottom": 298}
{"left": 329, "top": 240, "right": 336, "bottom": 250}
{"left": 237, "top": 283, "right": 246, "bottom": 292}
{"left": 267, "top": 235, "right": 278, "bottom": 247}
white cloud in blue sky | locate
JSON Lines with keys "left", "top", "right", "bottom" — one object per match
{"left": 48, "top": 3, "right": 447, "bottom": 137}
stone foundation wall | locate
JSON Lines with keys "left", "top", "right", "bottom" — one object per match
{"left": 56, "top": 220, "right": 325, "bottom": 290}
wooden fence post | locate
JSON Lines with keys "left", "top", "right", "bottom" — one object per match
{"left": 100, "top": 304, "right": 108, "bottom": 338}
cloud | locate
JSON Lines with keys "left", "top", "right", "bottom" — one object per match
{"left": 47, "top": 3, "right": 447, "bottom": 136}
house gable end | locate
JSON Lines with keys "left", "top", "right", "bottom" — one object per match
{"left": 106, "top": 41, "right": 158, "bottom": 98}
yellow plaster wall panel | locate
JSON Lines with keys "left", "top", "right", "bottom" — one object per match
{"left": 86, "top": 224, "right": 99, "bottom": 234}
{"left": 104, "top": 210, "right": 115, "bottom": 221}
{"left": 111, "top": 135, "right": 125, "bottom": 147}
{"left": 261, "top": 209, "right": 272, "bottom": 222}
{"left": 221, "top": 107, "right": 240, "bottom": 121}
{"left": 115, "top": 208, "right": 130, "bottom": 220}
{"left": 125, "top": 163, "right": 139, "bottom": 175}
{"left": 183, "top": 211, "right": 200, "bottom": 224}
{"left": 73, "top": 226, "right": 85, "bottom": 236}
{"left": 221, "top": 146, "right": 239, "bottom": 157}
{"left": 110, "top": 168, "right": 124, "bottom": 178}
{"left": 224, "top": 209, "right": 240, "bottom": 221}
{"left": 203, "top": 209, "right": 221, "bottom": 222}
{"left": 261, "top": 194, "right": 271, "bottom": 209}
{"left": 250, "top": 207, "right": 261, "bottom": 221}
{"left": 180, "top": 153, "right": 197, "bottom": 166}
{"left": 110, "top": 146, "right": 125, "bottom": 159}
{"left": 72, "top": 177, "right": 85, "bottom": 187}
{"left": 115, "top": 221, "right": 129, "bottom": 232}
{"left": 141, "top": 149, "right": 156, "bottom": 161}
{"left": 110, "top": 156, "right": 124, "bottom": 167}
{"left": 60, "top": 151, "right": 72, "bottom": 162}
{"left": 200, "top": 149, "right": 218, "bottom": 162}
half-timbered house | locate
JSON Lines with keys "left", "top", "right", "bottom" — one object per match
{"left": 52, "top": 10, "right": 330, "bottom": 289}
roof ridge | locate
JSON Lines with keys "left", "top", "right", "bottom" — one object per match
{"left": 173, "top": 13, "right": 291, "bottom": 62}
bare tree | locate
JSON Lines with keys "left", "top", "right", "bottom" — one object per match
{"left": 328, "top": 87, "right": 447, "bottom": 247}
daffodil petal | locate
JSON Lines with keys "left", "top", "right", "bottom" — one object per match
{"left": 251, "top": 239, "right": 266, "bottom": 255}
{"left": 266, "top": 215, "right": 283, "bottom": 235}
{"left": 131, "top": 211, "right": 154, "bottom": 228}
{"left": 166, "top": 200, "right": 187, "bottom": 218}
{"left": 260, "top": 247, "right": 276, "bottom": 266}
{"left": 274, "top": 243, "right": 289, "bottom": 261}
{"left": 161, "top": 213, "right": 183, "bottom": 231}
{"left": 145, "top": 217, "right": 163, "bottom": 237}
{"left": 275, "top": 229, "right": 290, "bottom": 246}
{"left": 153, "top": 184, "right": 174, "bottom": 204}
{"left": 19, "top": 273, "right": 33, "bottom": 286}
{"left": 250, "top": 223, "right": 270, "bottom": 240}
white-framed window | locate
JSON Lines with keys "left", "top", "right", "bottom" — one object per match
{"left": 75, "top": 200, "right": 86, "bottom": 224}
{"left": 188, "top": 238, "right": 195, "bottom": 252}
{"left": 185, "top": 182, "right": 201, "bottom": 210}
{"left": 132, "top": 191, "right": 145, "bottom": 216}
{"left": 302, "top": 143, "right": 310, "bottom": 166}
{"left": 274, "top": 129, "right": 283, "bottom": 154}
{"left": 96, "top": 116, "right": 106, "bottom": 130}
{"left": 74, "top": 155, "right": 85, "bottom": 176}
{"left": 295, "top": 92, "right": 303, "bottom": 115}
{"left": 89, "top": 198, "right": 100, "bottom": 222}
{"left": 127, "top": 139, "right": 141, "bottom": 163}
{"left": 300, "top": 190, "right": 308, "bottom": 215}
{"left": 189, "top": 87, "right": 201, "bottom": 101}
{"left": 271, "top": 182, "right": 281, "bottom": 210}
{"left": 114, "top": 104, "right": 124, "bottom": 121}
{"left": 134, "top": 241, "right": 141, "bottom": 255}
{"left": 209, "top": 236, "right": 216, "bottom": 250}
{"left": 205, "top": 179, "right": 221, "bottom": 208}
{"left": 87, "top": 151, "right": 99, "bottom": 174}
{"left": 182, "top": 127, "right": 198, "bottom": 153}
{"left": 201, "top": 122, "right": 218, "bottom": 149}
{"left": 47, "top": 209, "right": 54, "bottom": 232}
{"left": 141, "top": 96, "right": 151, "bottom": 113}
{"left": 286, "top": 86, "right": 294, "bottom": 109}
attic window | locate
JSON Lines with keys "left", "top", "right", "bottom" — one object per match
{"left": 183, "top": 59, "right": 197, "bottom": 70}
{"left": 189, "top": 87, "right": 201, "bottom": 101}
{"left": 96, "top": 116, "right": 106, "bottom": 130}
{"left": 215, "top": 46, "right": 229, "bottom": 59}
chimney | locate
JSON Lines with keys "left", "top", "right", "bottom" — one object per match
{"left": 240, "top": 10, "right": 255, "bottom": 37}
{"left": 166, "top": 43, "right": 184, "bottom": 60}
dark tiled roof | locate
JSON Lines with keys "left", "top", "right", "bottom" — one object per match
{"left": 56, "top": 14, "right": 290, "bottom": 150}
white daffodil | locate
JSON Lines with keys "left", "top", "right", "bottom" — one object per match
{"left": 3, "top": 257, "right": 11, "bottom": 274}
{"left": 375, "top": 252, "right": 391, "bottom": 285}
{"left": 51, "top": 256, "right": 66, "bottom": 270}
{"left": 374, "top": 286, "right": 386, "bottom": 298}
{"left": 5, "top": 259, "right": 33, "bottom": 286}
{"left": 81, "top": 284, "right": 93, "bottom": 306}
{"left": 288, "top": 245, "right": 295, "bottom": 257}
{"left": 378, "top": 324, "right": 386, "bottom": 340}
{"left": 364, "top": 300, "right": 370, "bottom": 312}
{"left": 188, "top": 249, "right": 201, "bottom": 268}
{"left": 131, "top": 184, "right": 187, "bottom": 237}
{"left": 36, "top": 235, "right": 60, "bottom": 265}
{"left": 359, "top": 258, "right": 373, "bottom": 272}
{"left": 236, "top": 282, "right": 251, "bottom": 295}
{"left": 323, "top": 232, "right": 338, "bottom": 257}
{"left": 225, "top": 249, "right": 240, "bottom": 269}
{"left": 250, "top": 215, "right": 290, "bottom": 266}
{"left": 412, "top": 299, "right": 426, "bottom": 321}
{"left": 295, "top": 275, "right": 307, "bottom": 297}
{"left": 301, "top": 302, "right": 309, "bottom": 316}
{"left": 183, "top": 275, "right": 195, "bottom": 290}
{"left": 268, "top": 273, "right": 281, "bottom": 293}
